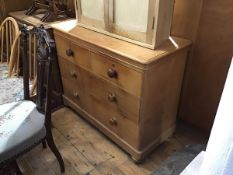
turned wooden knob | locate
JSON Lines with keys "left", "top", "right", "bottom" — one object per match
{"left": 107, "top": 68, "right": 118, "bottom": 78}
{"left": 108, "top": 93, "right": 116, "bottom": 102}
{"left": 109, "top": 117, "right": 117, "bottom": 126}
{"left": 70, "top": 71, "right": 77, "bottom": 79}
{"left": 66, "top": 48, "right": 74, "bottom": 57}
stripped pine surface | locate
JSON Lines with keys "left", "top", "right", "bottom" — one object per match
{"left": 17, "top": 107, "right": 207, "bottom": 175}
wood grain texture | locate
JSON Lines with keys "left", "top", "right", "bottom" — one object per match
{"left": 139, "top": 49, "right": 189, "bottom": 151}
{"left": 171, "top": 0, "right": 203, "bottom": 42}
{"left": 52, "top": 22, "right": 191, "bottom": 66}
{"left": 84, "top": 68, "right": 140, "bottom": 124}
{"left": 55, "top": 34, "right": 143, "bottom": 97}
{"left": 17, "top": 107, "right": 207, "bottom": 175}
{"left": 174, "top": 0, "right": 233, "bottom": 132}
{"left": 90, "top": 52, "right": 142, "bottom": 97}
{"left": 0, "top": 0, "right": 31, "bottom": 23}
{"left": 54, "top": 26, "right": 191, "bottom": 161}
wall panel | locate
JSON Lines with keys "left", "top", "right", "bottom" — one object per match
{"left": 172, "top": 0, "right": 233, "bottom": 132}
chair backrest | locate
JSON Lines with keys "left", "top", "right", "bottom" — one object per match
{"left": 21, "top": 24, "right": 55, "bottom": 126}
{"left": 0, "top": 17, "right": 20, "bottom": 76}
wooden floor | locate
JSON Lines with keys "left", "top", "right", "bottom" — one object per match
{"left": 17, "top": 107, "right": 208, "bottom": 175}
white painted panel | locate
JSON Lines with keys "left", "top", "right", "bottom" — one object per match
{"left": 114, "top": 0, "right": 149, "bottom": 32}
{"left": 181, "top": 59, "right": 233, "bottom": 175}
{"left": 223, "top": 145, "right": 233, "bottom": 175}
{"left": 80, "top": 0, "right": 104, "bottom": 21}
{"left": 181, "top": 151, "right": 205, "bottom": 175}
{"left": 199, "top": 59, "right": 233, "bottom": 175}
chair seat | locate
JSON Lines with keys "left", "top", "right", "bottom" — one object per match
{"left": 0, "top": 63, "right": 25, "bottom": 105}
{"left": 0, "top": 101, "right": 46, "bottom": 164}
{"left": 0, "top": 78, "right": 24, "bottom": 105}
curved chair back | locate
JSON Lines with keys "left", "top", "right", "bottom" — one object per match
{"left": 0, "top": 17, "right": 20, "bottom": 76}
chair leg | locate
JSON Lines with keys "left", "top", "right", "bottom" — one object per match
{"left": 42, "top": 140, "right": 47, "bottom": 149}
{"left": 14, "top": 161, "right": 23, "bottom": 175}
{"left": 46, "top": 129, "right": 65, "bottom": 173}
{"left": 0, "top": 161, "right": 22, "bottom": 175}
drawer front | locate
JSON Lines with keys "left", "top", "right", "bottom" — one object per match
{"left": 55, "top": 35, "right": 90, "bottom": 68}
{"left": 79, "top": 69, "right": 140, "bottom": 147}
{"left": 62, "top": 78, "right": 83, "bottom": 107}
{"left": 84, "top": 71, "right": 140, "bottom": 124}
{"left": 90, "top": 52, "right": 142, "bottom": 97}
{"left": 58, "top": 57, "right": 85, "bottom": 108}
{"left": 88, "top": 95, "right": 139, "bottom": 148}
{"left": 58, "top": 57, "right": 80, "bottom": 82}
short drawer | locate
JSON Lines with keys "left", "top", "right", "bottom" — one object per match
{"left": 84, "top": 71, "right": 140, "bottom": 124}
{"left": 55, "top": 35, "right": 90, "bottom": 68}
{"left": 55, "top": 35, "right": 70, "bottom": 59}
{"left": 62, "top": 77, "right": 83, "bottom": 107}
{"left": 90, "top": 52, "right": 142, "bottom": 97}
{"left": 58, "top": 57, "right": 80, "bottom": 82}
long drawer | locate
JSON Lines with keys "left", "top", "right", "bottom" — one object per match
{"left": 84, "top": 71, "right": 140, "bottom": 124}
{"left": 87, "top": 95, "right": 139, "bottom": 148}
{"left": 55, "top": 34, "right": 142, "bottom": 97}
{"left": 90, "top": 52, "right": 142, "bottom": 97}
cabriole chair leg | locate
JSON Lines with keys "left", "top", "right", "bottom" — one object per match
{"left": 46, "top": 129, "right": 65, "bottom": 173}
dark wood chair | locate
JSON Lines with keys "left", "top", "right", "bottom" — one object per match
{"left": 0, "top": 25, "right": 65, "bottom": 174}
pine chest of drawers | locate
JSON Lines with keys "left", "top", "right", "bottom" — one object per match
{"left": 52, "top": 20, "right": 191, "bottom": 162}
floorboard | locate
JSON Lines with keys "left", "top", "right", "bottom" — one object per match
{"left": 17, "top": 107, "right": 207, "bottom": 175}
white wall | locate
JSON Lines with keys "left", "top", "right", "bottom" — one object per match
{"left": 181, "top": 59, "right": 233, "bottom": 175}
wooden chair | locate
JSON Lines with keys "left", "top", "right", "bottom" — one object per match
{"left": 0, "top": 25, "right": 65, "bottom": 174}
{"left": 0, "top": 17, "right": 21, "bottom": 76}
{"left": 0, "top": 17, "right": 20, "bottom": 77}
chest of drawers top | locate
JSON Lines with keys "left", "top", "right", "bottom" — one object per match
{"left": 52, "top": 20, "right": 191, "bottom": 69}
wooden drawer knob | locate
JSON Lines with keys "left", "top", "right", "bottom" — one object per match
{"left": 108, "top": 93, "right": 116, "bottom": 102}
{"left": 66, "top": 48, "right": 74, "bottom": 57}
{"left": 107, "top": 68, "right": 118, "bottom": 78}
{"left": 109, "top": 117, "right": 117, "bottom": 126}
{"left": 70, "top": 71, "right": 77, "bottom": 79}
